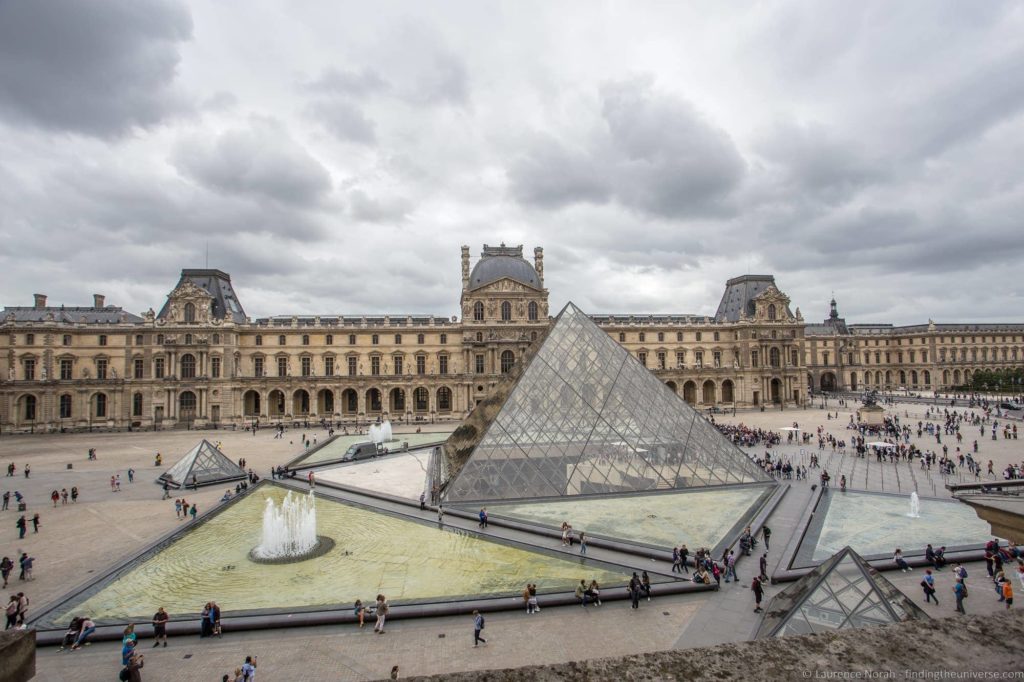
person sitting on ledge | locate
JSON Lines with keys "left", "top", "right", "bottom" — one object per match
{"left": 221, "top": 490, "right": 233, "bottom": 502}
{"left": 894, "top": 548, "right": 912, "bottom": 572}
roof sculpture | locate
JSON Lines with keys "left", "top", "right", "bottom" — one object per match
{"left": 441, "top": 302, "right": 771, "bottom": 503}
{"left": 755, "top": 546, "right": 929, "bottom": 638}
{"left": 158, "top": 439, "right": 247, "bottom": 489}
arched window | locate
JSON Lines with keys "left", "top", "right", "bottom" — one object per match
{"left": 180, "top": 354, "right": 196, "bottom": 379}
{"left": 414, "top": 387, "right": 429, "bottom": 411}
{"left": 473, "top": 301, "right": 484, "bottom": 321}
{"left": 437, "top": 387, "right": 452, "bottom": 411}
{"left": 767, "top": 304, "right": 776, "bottom": 321}
{"left": 184, "top": 302, "right": 196, "bottom": 323}
{"left": 184, "top": 333, "right": 193, "bottom": 345}
{"left": 59, "top": 394, "right": 72, "bottom": 419}
{"left": 501, "top": 301, "right": 512, "bottom": 321}
{"left": 179, "top": 391, "right": 197, "bottom": 416}
{"left": 500, "top": 350, "right": 515, "bottom": 373}
{"left": 476, "top": 332, "right": 483, "bottom": 342}
{"left": 133, "top": 392, "right": 143, "bottom": 416}
{"left": 212, "top": 333, "right": 220, "bottom": 345}
{"left": 528, "top": 301, "right": 538, "bottom": 321}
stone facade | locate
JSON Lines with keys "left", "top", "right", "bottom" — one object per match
{"left": 1, "top": 246, "right": 1022, "bottom": 431}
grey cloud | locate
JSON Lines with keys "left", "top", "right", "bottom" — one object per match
{"left": 172, "top": 123, "right": 333, "bottom": 206}
{"left": 408, "top": 51, "right": 469, "bottom": 106}
{"left": 348, "top": 190, "right": 412, "bottom": 223}
{"left": 508, "top": 78, "right": 745, "bottom": 218}
{"left": 0, "top": 0, "right": 192, "bottom": 137}
{"left": 307, "top": 99, "right": 377, "bottom": 145}
{"left": 304, "top": 67, "right": 389, "bottom": 97}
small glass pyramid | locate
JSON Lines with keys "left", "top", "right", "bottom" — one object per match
{"left": 756, "top": 546, "right": 929, "bottom": 638}
{"left": 442, "top": 302, "right": 771, "bottom": 503}
{"left": 159, "top": 439, "right": 247, "bottom": 488}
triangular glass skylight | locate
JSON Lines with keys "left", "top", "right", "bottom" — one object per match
{"left": 159, "top": 439, "right": 247, "bottom": 488}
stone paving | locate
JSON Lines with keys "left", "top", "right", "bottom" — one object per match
{"left": 0, "top": 404, "right": 1019, "bottom": 681}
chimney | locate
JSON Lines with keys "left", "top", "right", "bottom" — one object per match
{"left": 33, "top": 293, "right": 47, "bottom": 309}
{"left": 461, "top": 245, "right": 471, "bottom": 289}
{"left": 534, "top": 246, "right": 544, "bottom": 286}
{"left": 93, "top": 294, "right": 105, "bottom": 308}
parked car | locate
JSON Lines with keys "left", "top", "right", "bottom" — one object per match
{"left": 999, "top": 401, "right": 1023, "bottom": 411}
{"left": 341, "top": 441, "right": 383, "bottom": 462}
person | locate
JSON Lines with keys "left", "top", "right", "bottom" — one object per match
{"left": 629, "top": 572, "right": 641, "bottom": 609}
{"left": 762, "top": 526, "right": 771, "bottom": 550}
{"left": 155, "top": 453, "right": 162, "bottom": 467}
{"left": 121, "top": 637, "right": 137, "bottom": 667}
{"left": 527, "top": 583, "right": 540, "bottom": 613}
{"left": 71, "top": 617, "right": 97, "bottom": 649}
{"left": 478, "top": 507, "right": 488, "bottom": 529}
{"left": 894, "top": 548, "right": 912, "bottom": 572}
{"left": 123, "top": 652, "right": 144, "bottom": 682}
{"left": 200, "top": 603, "right": 214, "bottom": 638}
{"left": 31, "top": 513, "right": 40, "bottom": 533}
{"left": 472, "top": 610, "right": 486, "bottom": 647}
{"left": 51, "top": 490, "right": 60, "bottom": 507}
{"left": 954, "top": 578, "right": 967, "bottom": 614}
{"left": 752, "top": 576, "right": 764, "bottom": 613}
{"left": 308, "top": 471, "right": 315, "bottom": 489}
{"left": 759, "top": 552, "right": 768, "bottom": 581}
{"left": 579, "top": 531, "right": 588, "bottom": 555}
{"left": 162, "top": 481, "right": 171, "bottom": 500}
{"left": 18, "top": 553, "right": 32, "bottom": 581}
{"left": 354, "top": 599, "right": 366, "bottom": 628}
{"left": 59, "top": 616, "right": 84, "bottom": 650}
{"left": 152, "top": 607, "right": 169, "bottom": 647}
{"left": 61, "top": 488, "right": 69, "bottom": 505}
{"left": 419, "top": 492, "right": 426, "bottom": 511}
{"left": 211, "top": 601, "right": 222, "bottom": 637}
{"left": 0, "top": 557, "right": 11, "bottom": 588}
{"left": 23, "top": 464, "right": 30, "bottom": 479}
{"left": 725, "top": 551, "right": 738, "bottom": 583}
{"left": 15, "top": 515, "right": 26, "bottom": 539}
{"left": 4, "top": 595, "right": 17, "bottom": 630}
{"left": 922, "top": 569, "right": 938, "bottom": 604}
{"left": 437, "top": 505, "right": 444, "bottom": 526}
{"left": 391, "top": 665, "right": 400, "bottom": 680}
{"left": 190, "top": 503, "right": 198, "bottom": 521}
{"left": 671, "top": 547, "right": 682, "bottom": 573}
{"left": 241, "top": 655, "right": 257, "bottom": 681}
{"left": 191, "top": 474, "right": 199, "bottom": 491}
{"left": 123, "top": 623, "right": 138, "bottom": 647}
{"left": 1003, "top": 579, "right": 1014, "bottom": 609}
{"left": 839, "top": 474, "right": 846, "bottom": 491}
{"left": 373, "top": 594, "right": 389, "bottom": 634}
{"left": 575, "top": 580, "right": 589, "bottom": 607}
{"left": 71, "top": 486, "right": 78, "bottom": 503}
{"left": 175, "top": 499, "right": 183, "bottom": 519}
{"left": 641, "top": 571, "right": 652, "bottom": 602}
{"left": 128, "top": 468, "right": 135, "bottom": 483}
{"left": 1, "top": 491, "right": 8, "bottom": 511}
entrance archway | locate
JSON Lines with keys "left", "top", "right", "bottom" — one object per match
{"left": 702, "top": 380, "right": 716, "bottom": 404}
{"left": 179, "top": 391, "right": 197, "bottom": 420}
{"left": 849, "top": 372, "right": 857, "bottom": 391}
{"left": 770, "top": 378, "right": 782, "bottom": 404}
{"left": 721, "top": 379, "right": 734, "bottom": 403}
{"left": 683, "top": 381, "right": 696, "bottom": 404}
{"left": 317, "top": 389, "right": 334, "bottom": 415}
{"left": 390, "top": 388, "right": 406, "bottom": 412}
{"left": 293, "top": 389, "right": 310, "bottom": 415}
{"left": 243, "top": 390, "right": 261, "bottom": 417}
{"left": 366, "top": 388, "right": 382, "bottom": 413}
{"left": 341, "top": 389, "right": 358, "bottom": 415}
{"left": 820, "top": 372, "right": 837, "bottom": 392}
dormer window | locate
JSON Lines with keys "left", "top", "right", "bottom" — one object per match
{"left": 184, "top": 302, "right": 196, "bottom": 323}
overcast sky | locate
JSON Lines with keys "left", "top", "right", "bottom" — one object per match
{"left": 1, "top": 1, "right": 1022, "bottom": 324}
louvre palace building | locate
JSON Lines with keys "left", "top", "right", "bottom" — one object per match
{"left": 2, "top": 244, "right": 1023, "bottom": 431}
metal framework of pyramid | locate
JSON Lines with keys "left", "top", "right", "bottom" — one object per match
{"left": 756, "top": 546, "right": 929, "bottom": 638}
{"left": 157, "top": 439, "right": 247, "bottom": 489}
{"left": 441, "top": 302, "right": 772, "bottom": 503}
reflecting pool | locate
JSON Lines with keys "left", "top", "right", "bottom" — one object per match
{"left": 294, "top": 431, "right": 453, "bottom": 466}
{"left": 317, "top": 451, "right": 432, "bottom": 500}
{"left": 481, "top": 484, "right": 775, "bottom": 552}
{"left": 44, "top": 485, "right": 628, "bottom": 627}
{"left": 795, "top": 490, "right": 995, "bottom": 567}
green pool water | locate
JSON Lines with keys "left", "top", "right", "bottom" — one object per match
{"left": 482, "top": 485, "right": 774, "bottom": 551}
{"left": 45, "top": 485, "right": 628, "bottom": 626}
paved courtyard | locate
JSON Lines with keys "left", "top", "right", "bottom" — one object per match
{"left": 0, "top": 403, "right": 1020, "bottom": 681}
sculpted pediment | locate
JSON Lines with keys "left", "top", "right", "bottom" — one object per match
{"left": 169, "top": 280, "right": 214, "bottom": 301}
{"left": 477, "top": 277, "right": 540, "bottom": 294}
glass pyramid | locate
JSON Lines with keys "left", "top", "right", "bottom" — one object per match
{"left": 442, "top": 302, "right": 771, "bottom": 503}
{"left": 756, "top": 546, "right": 929, "bottom": 639}
{"left": 158, "top": 439, "right": 247, "bottom": 488}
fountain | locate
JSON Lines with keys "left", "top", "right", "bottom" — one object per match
{"left": 908, "top": 491, "right": 921, "bottom": 519}
{"left": 369, "top": 420, "right": 394, "bottom": 444}
{"left": 249, "top": 490, "right": 334, "bottom": 564}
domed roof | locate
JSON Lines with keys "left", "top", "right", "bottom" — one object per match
{"left": 469, "top": 253, "right": 540, "bottom": 290}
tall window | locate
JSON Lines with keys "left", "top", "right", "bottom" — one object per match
{"left": 437, "top": 386, "right": 452, "bottom": 411}
{"left": 639, "top": 332, "right": 646, "bottom": 342}
{"left": 154, "top": 357, "right": 165, "bottom": 378}
{"left": 475, "top": 354, "right": 485, "bottom": 374}
{"left": 324, "top": 357, "right": 335, "bottom": 376}
{"left": 23, "top": 358, "right": 35, "bottom": 380}
{"left": 767, "top": 304, "right": 776, "bottom": 320}
{"left": 212, "top": 333, "right": 220, "bottom": 345}
{"left": 99, "top": 335, "right": 107, "bottom": 346}
{"left": 476, "top": 332, "right": 483, "bottom": 342}
{"left": 371, "top": 356, "right": 380, "bottom": 376}
{"left": 95, "top": 393, "right": 107, "bottom": 418}
{"left": 417, "top": 333, "right": 425, "bottom": 344}
{"left": 500, "top": 350, "right": 515, "bottom": 373}
{"left": 133, "top": 392, "right": 143, "bottom": 416}
{"left": 394, "top": 356, "right": 404, "bottom": 375}
{"left": 417, "top": 355, "right": 426, "bottom": 375}
{"left": 302, "top": 335, "right": 310, "bottom": 346}
{"left": 326, "top": 334, "right": 333, "bottom": 345}
{"left": 473, "top": 302, "right": 484, "bottom": 321}
{"left": 658, "top": 351, "right": 666, "bottom": 369}
{"left": 676, "top": 351, "right": 685, "bottom": 368}
{"left": 414, "top": 387, "right": 429, "bottom": 411}
{"left": 713, "top": 351, "right": 722, "bottom": 368}
{"left": 59, "top": 394, "right": 72, "bottom": 419}
{"left": 23, "top": 395, "right": 36, "bottom": 420}
{"left": 695, "top": 351, "right": 703, "bottom": 368}
{"left": 769, "top": 348, "right": 781, "bottom": 368}
{"left": 96, "top": 358, "right": 108, "bottom": 379}
{"left": 254, "top": 357, "right": 264, "bottom": 377}
{"left": 395, "top": 334, "right": 402, "bottom": 345}
{"left": 501, "top": 301, "right": 512, "bottom": 321}
{"left": 658, "top": 332, "right": 664, "bottom": 342}
{"left": 791, "top": 350, "right": 799, "bottom": 366}
{"left": 63, "top": 334, "right": 72, "bottom": 346}
{"left": 180, "top": 354, "right": 196, "bottom": 378}
{"left": 348, "top": 356, "right": 357, "bottom": 376}
{"left": 676, "top": 332, "right": 683, "bottom": 342}
{"left": 256, "top": 335, "right": 263, "bottom": 346}
{"left": 695, "top": 332, "right": 702, "bottom": 342}
{"left": 638, "top": 351, "right": 647, "bottom": 367}
{"left": 134, "top": 358, "right": 144, "bottom": 379}
{"left": 185, "top": 333, "right": 193, "bottom": 345}
{"left": 619, "top": 333, "right": 626, "bottom": 342}
{"left": 184, "top": 302, "right": 196, "bottom": 323}
{"left": 211, "top": 357, "right": 221, "bottom": 378}
{"left": 277, "top": 357, "right": 288, "bottom": 376}
{"left": 60, "top": 358, "right": 73, "bottom": 380}
{"left": 156, "top": 334, "right": 164, "bottom": 345}
{"left": 135, "top": 334, "right": 144, "bottom": 346}
{"left": 371, "top": 334, "right": 379, "bottom": 345}
{"left": 278, "top": 335, "right": 286, "bottom": 346}
{"left": 439, "top": 355, "right": 449, "bottom": 375}
{"left": 440, "top": 333, "right": 447, "bottom": 345}
{"left": 751, "top": 351, "right": 759, "bottom": 368}
{"left": 348, "top": 334, "right": 356, "bottom": 345}
{"left": 528, "top": 301, "right": 538, "bottom": 321}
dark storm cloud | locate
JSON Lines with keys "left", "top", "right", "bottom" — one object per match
{"left": 508, "top": 77, "right": 745, "bottom": 218}
{"left": 171, "top": 122, "right": 333, "bottom": 206}
{"left": 0, "top": 0, "right": 192, "bottom": 137}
